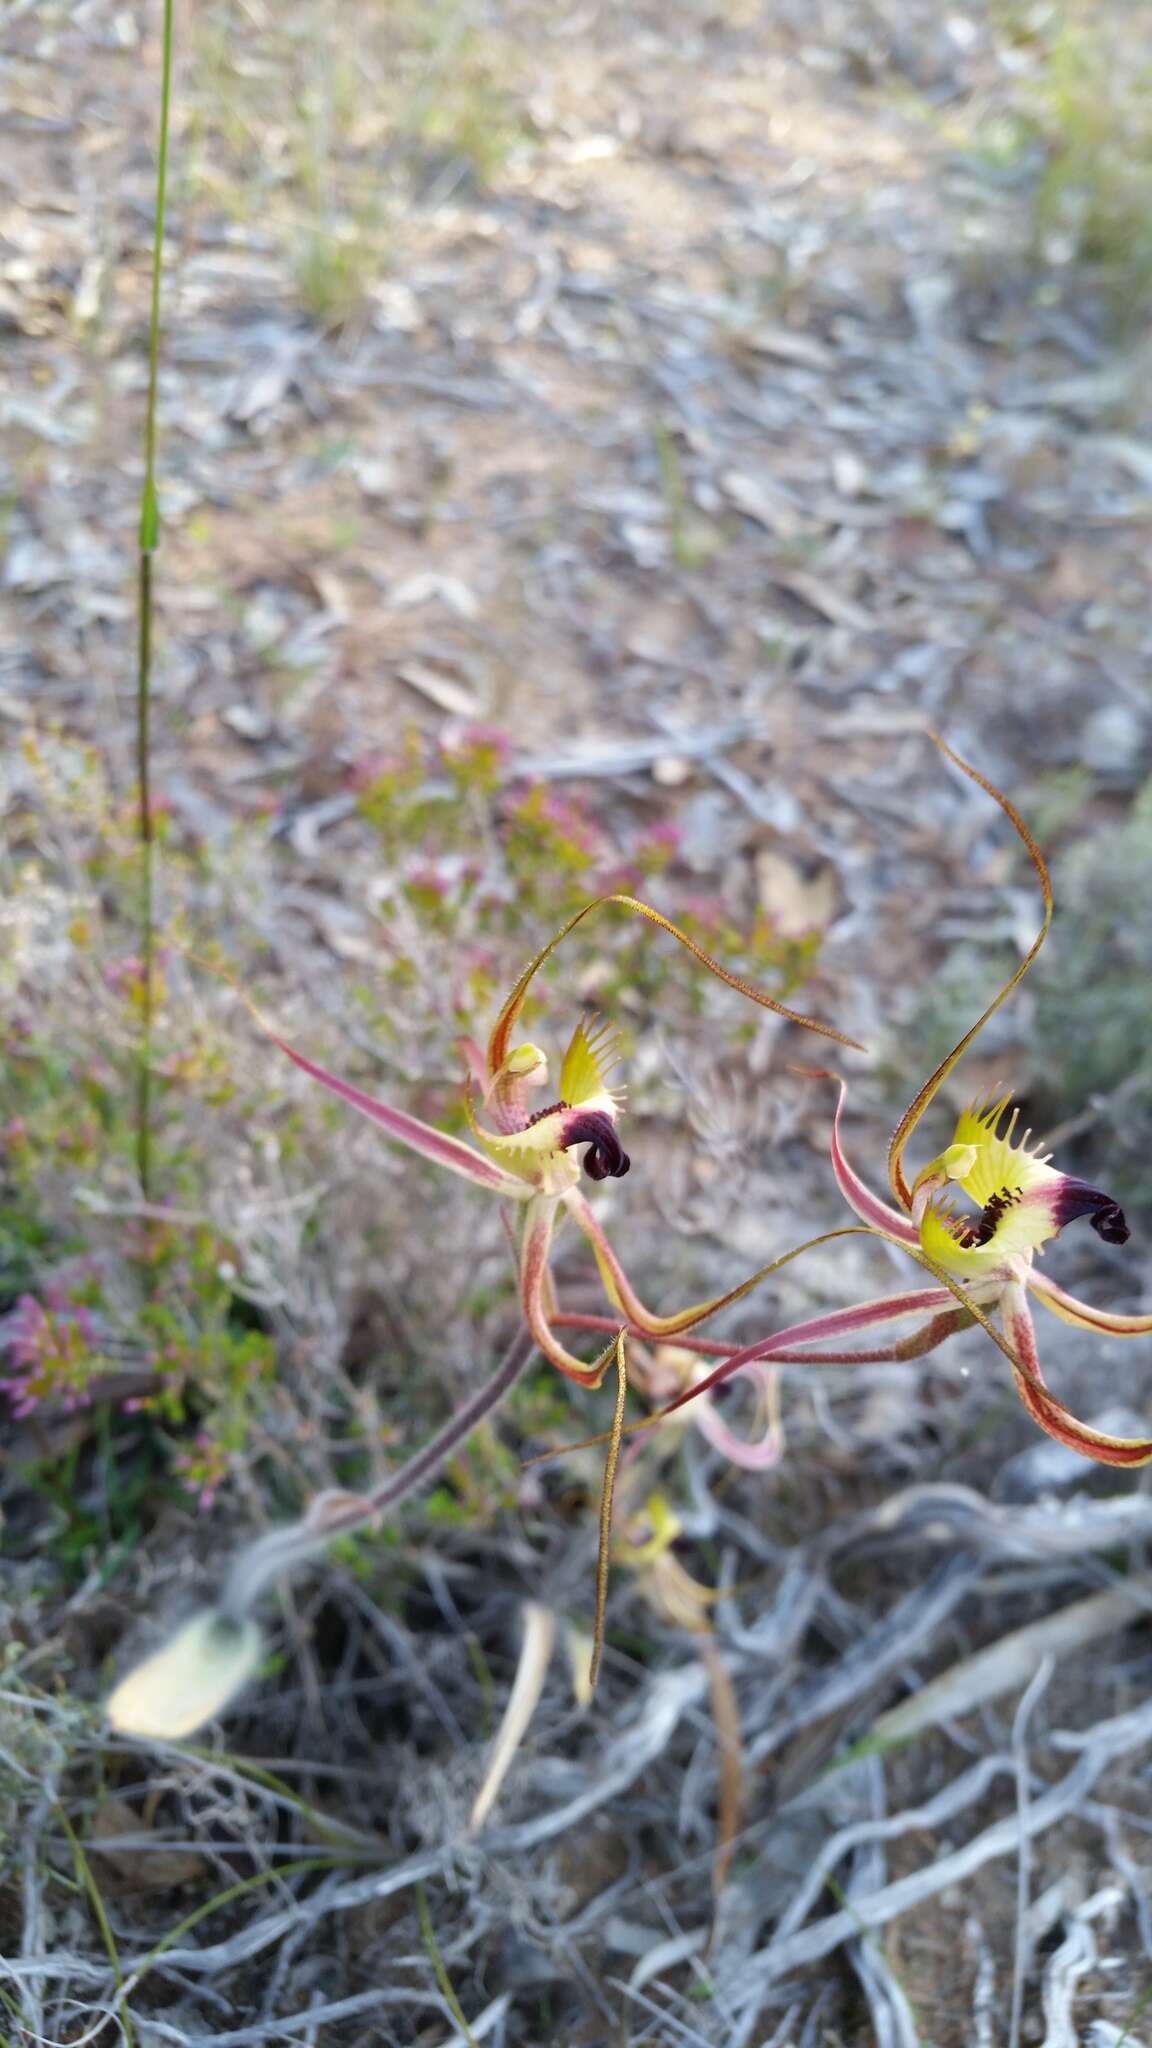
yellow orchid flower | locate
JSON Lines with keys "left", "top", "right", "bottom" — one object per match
{"left": 262, "top": 889, "right": 861, "bottom": 1389}
{"left": 635, "top": 738, "right": 1152, "bottom": 1470}
{"left": 910, "top": 1095, "right": 1129, "bottom": 1283}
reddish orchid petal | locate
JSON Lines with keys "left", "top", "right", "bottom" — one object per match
{"left": 694, "top": 1362, "right": 785, "bottom": 1471}
{"left": 1002, "top": 1280, "right": 1152, "bottom": 1468}
{"left": 1029, "top": 1270, "right": 1152, "bottom": 1338}
{"left": 795, "top": 1070, "right": 920, "bottom": 1241}
{"left": 551, "top": 1308, "right": 974, "bottom": 1370}
{"left": 269, "top": 1033, "right": 530, "bottom": 1198}
{"left": 520, "top": 1196, "right": 620, "bottom": 1386}
{"left": 646, "top": 1285, "right": 957, "bottom": 1420}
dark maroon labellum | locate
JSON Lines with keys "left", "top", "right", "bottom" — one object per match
{"left": 1056, "top": 1180, "right": 1130, "bottom": 1246}
{"left": 1089, "top": 1201, "right": 1129, "bottom": 1245}
{"left": 560, "top": 1110, "right": 631, "bottom": 1182}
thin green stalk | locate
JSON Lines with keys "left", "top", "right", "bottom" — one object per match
{"left": 117, "top": 1854, "right": 356, "bottom": 2011}
{"left": 56, "top": 1805, "right": 136, "bottom": 2048}
{"left": 220, "top": 1329, "right": 537, "bottom": 1617}
{"left": 135, "top": 0, "right": 176, "bottom": 1197}
{"left": 1117, "top": 1982, "right": 1152, "bottom": 2047}
{"left": 416, "top": 1883, "right": 478, "bottom": 2047}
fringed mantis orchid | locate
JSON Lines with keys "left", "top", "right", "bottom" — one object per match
{"left": 108, "top": 892, "right": 860, "bottom": 1736}
{"left": 262, "top": 891, "right": 860, "bottom": 1389}
{"left": 613, "top": 738, "right": 1152, "bottom": 1470}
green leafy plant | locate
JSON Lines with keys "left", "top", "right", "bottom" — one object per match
{"left": 352, "top": 723, "right": 821, "bottom": 1050}
{"left": 1032, "top": 24, "right": 1152, "bottom": 316}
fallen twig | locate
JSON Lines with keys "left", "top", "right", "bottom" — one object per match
{"left": 736, "top": 1696, "right": 1152, "bottom": 2000}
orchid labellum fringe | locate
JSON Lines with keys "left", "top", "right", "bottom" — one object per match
{"left": 134, "top": 0, "right": 175, "bottom": 1199}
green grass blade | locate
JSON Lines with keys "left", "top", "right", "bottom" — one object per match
{"left": 416, "top": 1882, "right": 479, "bottom": 2046}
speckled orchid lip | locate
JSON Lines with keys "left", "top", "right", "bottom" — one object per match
{"left": 912, "top": 1172, "right": 1130, "bottom": 1271}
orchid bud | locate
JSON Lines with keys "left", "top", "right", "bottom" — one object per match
{"left": 937, "top": 1142, "right": 979, "bottom": 1182}
{"left": 504, "top": 1042, "right": 547, "bottom": 1081}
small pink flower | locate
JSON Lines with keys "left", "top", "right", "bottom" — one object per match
{"left": 2, "top": 1292, "right": 106, "bottom": 1415}
{"left": 442, "top": 723, "right": 511, "bottom": 763}
{"left": 405, "top": 863, "right": 449, "bottom": 899}
{"left": 104, "top": 956, "right": 147, "bottom": 997}
{"left": 173, "top": 1431, "right": 231, "bottom": 1513}
{"left": 644, "top": 821, "right": 681, "bottom": 855}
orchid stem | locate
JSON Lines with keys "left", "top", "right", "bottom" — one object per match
{"left": 221, "top": 1330, "right": 537, "bottom": 1617}
{"left": 589, "top": 1333, "right": 627, "bottom": 1692}
{"left": 135, "top": 0, "right": 175, "bottom": 1200}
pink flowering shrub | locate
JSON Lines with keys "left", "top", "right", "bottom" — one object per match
{"left": 351, "top": 724, "right": 821, "bottom": 1055}
{"left": 0, "top": 1291, "right": 107, "bottom": 1420}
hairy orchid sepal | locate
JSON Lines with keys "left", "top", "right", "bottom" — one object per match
{"left": 1030, "top": 1270, "right": 1152, "bottom": 1337}
{"left": 519, "top": 1193, "right": 625, "bottom": 1386}
{"left": 264, "top": 1031, "right": 532, "bottom": 1199}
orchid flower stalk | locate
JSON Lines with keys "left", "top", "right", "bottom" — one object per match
{"left": 134, "top": 0, "right": 175, "bottom": 1199}
{"left": 636, "top": 737, "right": 1152, "bottom": 1468}
{"left": 107, "top": 1328, "right": 538, "bottom": 1737}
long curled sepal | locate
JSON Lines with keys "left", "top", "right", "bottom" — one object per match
{"left": 270, "top": 1032, "right": 532, "bottom": 1196}
{"left": 486, "top": 891, "right": 863, "bottom": 1081}
{"left": 886, "top": 733, "right": 1054, "bottom": 1212}
{"left": 1001, "top": 1280, "right": 1152, "bottom": 1468}
{"left": 519, "top": 1194, "right": 623, "bottom": 1385}
{"left": 912, "top": 1244, "right": 1152, "bottom": 1470}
